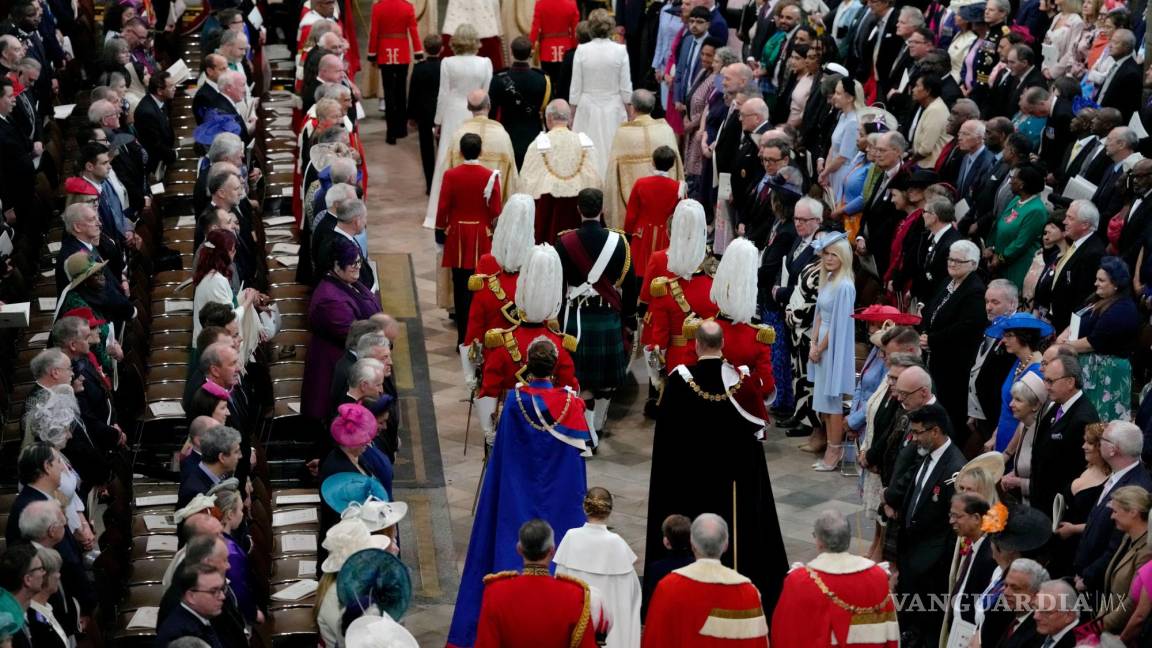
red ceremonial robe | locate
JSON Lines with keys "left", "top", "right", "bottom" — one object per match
{"left": 642, "top": 559, "right": 770, "bottom": 648}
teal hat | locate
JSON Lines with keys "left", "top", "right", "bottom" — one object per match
{"left": 322, "top": 472, "right": 390, "bottom": 515}
{"left": 0, "top": 590, "right": 25, "bottom": 637}
{"left": 985, "top": 313, "right": 1054, "bottom": 339}
{"left": 337, "top": 548, "right": 413, "bottom": 622}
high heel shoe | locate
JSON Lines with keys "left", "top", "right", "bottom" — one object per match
{"left": 813, "top": 446, "right": 845, "bottom": 472}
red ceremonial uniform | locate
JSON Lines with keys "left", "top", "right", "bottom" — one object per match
{"left": 475, "top": 567, "right": 597, "bottom": 648}
{"left": 464, "top": 254, "right": 520, "bottom": 346}
{"left": 367, "top": 0, "right": 421, "bottom": 65}
{"left": 437, "top": 163, "right": 503, "bottom": 269}
{"left": 716, "top": 316, "right": 775, "bottom": 413}
{"left": 624, "top": 175, "right": 681, "bottom": 280}
{"left": 529, "top": 0, "right": 580, "bottom": 63}
{"left": 479, "top": 322, "right": 579, "bottom": 398}
{"left": 770, "top": 555, "right": 899, "bottom": 648}
{"left": 647, "top": 273, "right": 718, "bottom": 370}
{"left": 638, "top": 249, "right": 671, "bottom": 346}
{"left": 298, "top": 1, "right": 361, "bottom": 75}
{"left": 642, "top": 561, "right": 770, "bottom": 648}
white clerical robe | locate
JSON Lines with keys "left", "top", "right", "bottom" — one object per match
{"left": 553, "top": 522, "right": 641, "bottom": 648}
{"left": 519, "top": 127, "right": 602, "bottom": 198}
{"left": 602, "top": 114, "right": 684, "bottom": 229}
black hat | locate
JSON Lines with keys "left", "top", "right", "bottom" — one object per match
{"left": 990, "top": 505, "right": 1052, "bottom": 553}
{"left": 889, "top": 168, "right": 939, "bottom": 192}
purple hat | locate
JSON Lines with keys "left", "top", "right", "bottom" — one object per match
{"left": 331, "top": 403, "right": 377, "bottom": 447}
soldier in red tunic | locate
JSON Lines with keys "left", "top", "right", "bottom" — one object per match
{"left": 475, "top": 519, "right": 598, "bottom": 648}
{"left": 437, "top": 132, "right": 504, "bottom": 345}
{"left": 709, "top": 238, "right": 775, "bottom": 421}
{"left": 475, "top": 244, "right": 580, "bottom": 446}
{"left": 367, "top": 0, "right": 423, "bottom": 144}
{"left": 461, "top": 194, "right": 537, "bottom": 386}
{"left": 645, "top": 199, "right": 715, "bottom": 372}
{"left": 624, "top": 145, "right": 683, "bottom": 286}
{"left": 528, "top": 0, "right": 579, "bottom": 82}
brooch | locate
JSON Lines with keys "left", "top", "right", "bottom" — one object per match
{"left": 932, "top": 485, "right": 941, "bottom": 502}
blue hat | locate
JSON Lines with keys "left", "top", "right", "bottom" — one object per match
{"left": 0, "top": 590, "right": 24, "bottom": 637}
{"left": 322, "top": 472, "right": 390, "bottom": 514}
{"left": 958, "top": 3, "right": 986, "bottom": 23}
{"left": 984, "top": 312, "right": 1054, "bottom": 339}
{"left": 337, "top": 548, "right": 413, "bottom": 622}
{"left": 194, "top": 110, "right": 243, "bottom": 147}
{"left": 1098, "top": 256, "right": 1132, "bottom": 292}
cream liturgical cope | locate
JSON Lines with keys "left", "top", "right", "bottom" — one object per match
{"left": 519, "top": 127, "right": 602, "bottom": 199}
{"left": 554, "top": 523, "right": 642, "bottom": 648}
{"left": 603, "top": 114, "right": 684, "bottom": 229}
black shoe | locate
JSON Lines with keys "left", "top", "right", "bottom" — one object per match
{"left": 643, "top": 399, "right": 659, "bottom": 418}
{"left": 770, "top": 407, "right": 795, "bottom": 419}
{"left": 783, "top": 425, "right": 812, "bottom": 437}
{"left": 386, "top": 136, "right": 397, "bottom": 145}
{"left": 776, "top": 414, "right": 804, "bottom": 429}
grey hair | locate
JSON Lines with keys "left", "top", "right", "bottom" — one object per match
{"left": 963, "top": 119, "right": 986, "bottom": 139}
{"left": 355, "top": 332, "right": 390, "bottom": 358}
{"left": 17, "top": 57, "right": 40, "bottom": 73}
{"left": 35, "top": 545, "right": 61, "bottom": 575}
{"left": 213, "top": 484, "right": 243, "bottom": 516}
{"left": 987, "top": 0, "right": 1011, "bottom": 12}
{"left": 217, "top": 70, "right": 245, "bottom": 92}
{"left": 1105, "top": 420, "right": 1143, "bottom": 458}
{"left": 1007, "top": 558, "right": 1049, "bottom": 593}
{"left": 899, "top": 6, "right": 926, "bottom": 27}
{"left": 887, "top": 352, "right": 924, "bottom": 369}
{"left": 207, "top": 133, "right": 244, "bottom": 162}
{"left": 335, "top": 198, "right": 367, "bottom": 224}
{"left": 329, "top": 157, "right": 357, "bottom": 184}
{"left": 1112, "top": 127, "right": 1139, "bottom": 150}
{"left": 348, "top": 358, "right": 385, "bottom": 390}
{"left": 691, "top": 513, "right": 729, "bottom": 559}
{"left": 796, "top": 197, "right": 825, "bottom": 222}
{"left": 883, "top": 131, "right": 909, "bottom": 153}
{"left": 1038, "top": 579, "right": 1079, "bottom": 610}
{"left": 167, "top": 638, "right": 213, "bottom": 648}
{"left": 925, "top": 197, "right": 955, "bottom": 223}
{"left": 199, "top": 341, "right": 233, "bottom": 374}
{"left": 545, "top": 100, "right": 571, "bottom": 123}
{"left": 51, "top": 316, "right": 89, "bottom": 348}
{"left": 631, "top": 89, "right": 656, "bottom": 114}
{"left": 1068, "top": 199, "right": 1100, "bottom": 231}
{"left": 1010, "top": 380, "right": 1044, "bottom": 408}
{"left": 200, "top": 426, "right": 241, "bottom": 465}
{"left": 813, "top": 510, "right": 851, "bottom": 553}
{"left": 30, "top": 348, "right": 70, "bottom": 380}
{"left": 86, "top": 99, "right": 118, "bottom": 125}
{"left": 18, "top": 500, "right": 63, "bottom": 542}
{"left": 219, "top": 29, "right": 242, "bottom": 49}
{"left": 714, "top": 47, "right": 741, "bottom": 67}
{"left": 953, "top": 99, "right": 981, "bottom": 120}
{"left": 987, "top": 278, "right": 1020, "bottom": 310}
{"left": 25, "top": 385, "right": 80, "bottom": 448}
{"left": 1023, "top": 86, "right": 1049, "bottom": 107}
{"left": 1111, "top": 28, "right": 1136, "bottom": 54}
{"left": 62, "top": 202, "right": 97, "bottom": 234}
{"left": 315, "top": 82, "right": 350, "bottom": 102}
{"left": 950, "top": 239, "right": 981, "bottom": 264}
{"left": 325, "top": 183, "right": 357, "bottom": 210}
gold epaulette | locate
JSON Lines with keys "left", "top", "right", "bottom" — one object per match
{"left": 650, "top": 276, "right": 669, "bottom": 297}
{"left": 682, "top": 315, "right": 702, "bottom": 339}
{"left": 555, "top": 573, "right": 593, "bottom": 648}
{"left": 755, "top": 325, "right": 776, "bottom": 345}
{"left": 487, "top": 275, "right": 507, "bottom": 301}
{"left": 484, "top": 328, "right": 512, "bottom": 351}
{"left": 468, "top": 274, "right": 487, "bottom": 291}
{"left": 556, "top": 228, "right": 576, "bottom": 237}
{"left": 562, "top": 334, "right": 578, "bottom": 353}
{"left": 547, "top": 319, "right": 562, "bottom": 334}
{"left": 483, "top": 570, "right": 520, "bottom": 585}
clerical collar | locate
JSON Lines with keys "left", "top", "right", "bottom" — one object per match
{"left": 461, "top": 159, "right": 482, "bottom": 165}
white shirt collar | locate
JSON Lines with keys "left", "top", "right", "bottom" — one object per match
{"left": 334, "top": 227, "right": 355, "bottom": 242}
{"left": 1105, "top": 462, "right": 1138, "bottom": 492}
{"left": 1070, "top": 232, "right": 1095, "bottom": 249}
{"left": 928, "top": 438, "right": 952, "bottom": 464}
{"left": 180, "top": 602, "right": 213, "bottom": 626}
{"left": 930, "top": 224, "right": 953, "bottom": 244}
{"left": 1058, "top": 390, "right": 1083, "bottom": 412}
{"left": 1048, "top": 619, "right": 1080, "bottom": 644}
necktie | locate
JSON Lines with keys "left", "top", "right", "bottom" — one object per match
{"left": 1053, "top": 405, "right": 1065, "bottom": 422}
{"left": 959, "top": 155, "right": 975, "bottom": 194}
{"left": 911, "top": 455, "right": 933, "bottom": 511}
{"left": 1052, "top": 242, "right": 1076, "bottom": 279}
{"left": 1041, "top": 637, "right": 1056, "bottom": 648}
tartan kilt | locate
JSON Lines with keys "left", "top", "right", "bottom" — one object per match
{"left": 563, "top": 308, "right": 627, "bottom": 392}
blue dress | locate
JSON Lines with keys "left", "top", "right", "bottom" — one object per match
{"left": 847, "top": 347, "right": 886, "bottom": 434}
{"left": 840, "top": 153, "right": 872, "bottom": 215}
{"left": 995, "top": 360, "right": 1041, "bottom": 452}
{"left": 808, "top": 279, "right": 857, "bottom": 414}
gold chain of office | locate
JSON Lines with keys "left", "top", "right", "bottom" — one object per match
{"left": 805, "top": 567, "right": 893, "bottom": 615}
{"left": 685, "top": 373, "right": 746, "bottom": 402}
{"left": 514, "top": 387, "right": 573, "bottom": 430}
{"left": 541, "top": 149, "right": 588, "bottom": 181}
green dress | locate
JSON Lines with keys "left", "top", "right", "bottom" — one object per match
{"left": 990, "top": 195, "right": 1047, "bottom": 291}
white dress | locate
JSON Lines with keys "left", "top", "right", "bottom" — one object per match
{"left": 441, "top": 0, "right": 502, "bottom": 39}
{"left": 423, "top": 54, "right": 494, "bottom": 228}
{"left": 192, "top": 271, "right": 239, "bottom": 339}
{"left": 570, "top": 38, "right": 632, "bottom": 178}
{"left": 553, "top": 523, "right": 641, "bottom": 648}
{"left": 57, "top": 459, "right": 86, "bottom": 532}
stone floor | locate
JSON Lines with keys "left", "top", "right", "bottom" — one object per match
{"left": 358, "top": 113, "right": 873, "bottom": 646}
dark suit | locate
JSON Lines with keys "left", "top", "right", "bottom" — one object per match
{"left": 1046, "top": 234, "right": 1106, "bottom": 332}
{"left": 155, "top": 602, "right": 225, "bottom": 648}
{"left": 73, "top": 356, "right": 119, "bottom": 452}
{"left": 856, "top": 8, "right": 901, "bottom": 90}
{"left": 1003, "top": 67, "right": 1045, "bottom": 121}
{"left": 912, "top": 226, "right": 960, "bottom": 305}
{"left": 55, "top": 233, "right": 125, "bottom": 298}
{"left": 0, "top": 114, "right": 36, "bottom": 222}
{"left": 408, "top": 56, "right": 441, "bottom": 192}
{"left": 1039, "top": 97, "right": 1074, "bottom": 173}
{"left": 967, "top": 157, "right": 1010, "bottom": 238}
{"left": 1073, "top": 463, "right": 1152, "bottom": 592}
{"left": 6, "top": 486, "right": 49, "bottom": 544}
{"left": 896, "top": 440, "right": 968, "bottom": 644}
{"left": 948, "top": 537, "right": 998, "bottom": 628}
{"left": 768, "top": 236, "right": 815, "bottom": 311}
{"left": 981, "top": 611, "right": 1039, "bottom": 648}
{"left": 972, "top": 339, "right": 1016, "bottom": 436}
{"left": 1056, "top": 137, "right": 1102, "bottom": 193}
{"left": 192, "top": 81, "right": 234, "bottom": 125}
{"left": 1098, "top": 56, "right": 1143, "bottom": 121}
{"left": 861, "top": 167, "right": 906, "bottom": 284}
{"left": 490, "top": 62, "right": 550, "bottom": 168}
{"left": 953, "top": 148, "right": 995, "bottom": 206}
{"left": 177, "top": 463, "right": 220, "bottom": 509}
{"left": 920, "top": 272, "right": 988, "bottom": 440}
{"left": 132, "top": 95, "right": 176, "bottom": 175}
{"left": 1030, "top": 395, "right": 1100, "bottom": 516}
{"left": 1118, "top": 191, "right": 1152, "bottom": 272}
{"left": 730, "top": 122, "right": 771, "bottom": 219}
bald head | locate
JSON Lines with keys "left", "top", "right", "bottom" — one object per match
{"left": 695, "top": 320, "right": 724, "bottom": 355}
{"left": 319, "top": 54, "right": 343, "bottom": 83}
{"left": 467, "top": 89, "right": 491, "bottom": 114}
{"left": 897, "top": 366, "right": 931, "bottom": 392}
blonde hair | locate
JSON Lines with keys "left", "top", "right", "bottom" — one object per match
{"left": 312, "top": 572, "right": 338, "bottom": 623}
{"left": 818, "top": 236, "right": 854, "bottom": 288}
{"left": 1110, "top": 485, "right": 1152, "bottom": 520}
{"left": 588, "top": 9, "right": 615, "bottom": 38}
{"left": 451, "top": 24, "right": 480, "bottom": 55}
{"left": 956, "top": 466, "right": 999, "bottom": 504}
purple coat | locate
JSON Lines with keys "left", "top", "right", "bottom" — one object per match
{"left": 301, "top": 276, "right": 382, "bottom": 421}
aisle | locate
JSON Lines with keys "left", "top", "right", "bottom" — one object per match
{"left": 358, "top": 115, "right": 872, "bottom": 644}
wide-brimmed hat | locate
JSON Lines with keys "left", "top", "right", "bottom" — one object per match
{"left": 337, "top": 548, "right": 413, "bottom": 622}
{"left": 953, "top": 451, "right": 1006, "bottom": 485}
{"left": 321, "top": 518, "right": 392, "bottom": 573}
{"left": 64, "top": 251, "right": 107, "bottom": 291}
{"left": 853, "top": 304, "right": 922, "bottom": 325}
{"left": 344, "top": 613, "right": 419, "bottom": 648}
{"left": 958, "top": 3, "right": 987, "bottom": 23}
{"left": 989, "top": 505, "right": 1051, "bottom": 553}
{"left": 889, "top": 168, "right": 939, "bottom": 192}
{"left": 342, "top": 498, "right": 407, "bottom": 533}
{"left": 0, "top": 590, "right": 24, "bottom": 637}
{"left": 984, "top": 313, "right": 1054, "bottom": 339}
{"left": 331, "top": 403, "right": 377, "bottom": 447}
{"left": 174, "top": 493, "right": 217, "bottom": 523}
{"left": 321, "top": 473, "right": 390, "bottom": 515}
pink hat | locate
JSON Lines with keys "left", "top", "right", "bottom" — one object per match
{"left": 331, "top": 403, "right": 377, "bottom": 447}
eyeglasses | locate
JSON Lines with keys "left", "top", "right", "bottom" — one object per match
{"left": 947, "top": 258, "right": 974, "bottom": 265}
{"left": 1043, "top": 375, "right": 1072, "bottom": 386}
{"left": 1099, "top": 436, "right": 1116, "bottom": 446}
{"left": 909, "top": 425, "right": 937, "bottom": 435}
{"left": 761, "top": 156, "right": 785, "bottom": 163}
{"left": 891, "top": 387, "right": 921, "bottom": 398}
{"left": 192, "top": 586, "right": 228, "bottom": 597}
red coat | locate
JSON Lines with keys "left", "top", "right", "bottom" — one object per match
{"left": 647, "top": 273, "right": 718, "bottom": 370}
{"left": 479, "top": 322, "right": 579, "bottom": 398}
{"left": 624, "top": 175, "right": 681, "bottom": 279}
{"left": 437, "top": 163, "right": 503, "bottom": 269}
{"left": 771, "top": 557, "right": 899, "bottom": 648}
{"left": 642, "top": 563, "right": 770, "bottom": 648}
{"left": 716, "top": 317, "right": 775, "bottom": 406}
{"left": 475, "top": 570, "right": 597, "bottom": 648}
{"left": 464, "top": 254, "right": 519, "bottom": 346}
{"left": 529, "top": 0, "right": 579, "bottom": 62}
{"left": 638, "top": 249, "right": 670, "bottom": 346}
{"left": 367, "top": 0, "right": 421, "bottom": 65}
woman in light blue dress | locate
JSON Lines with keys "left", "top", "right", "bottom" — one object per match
{"left": 808, "top": 231, "right": 857, "bottom": 471}
{"left": 821, "top": 76, "right": 863, "bottom": 205}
